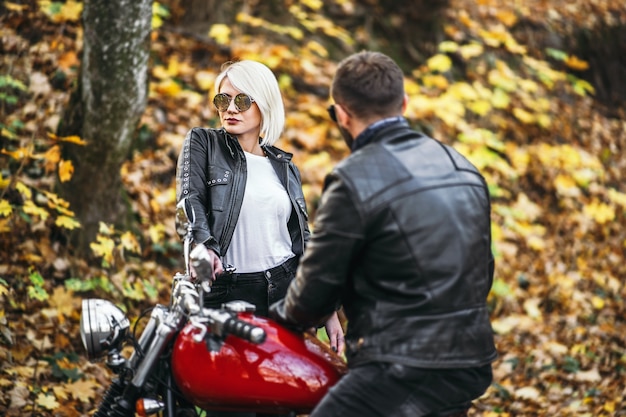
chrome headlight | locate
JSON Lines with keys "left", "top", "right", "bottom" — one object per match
{"left": 80, "top": 299, "right": 130, "bottom": 360}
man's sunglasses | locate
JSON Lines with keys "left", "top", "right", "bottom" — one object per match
{"left": 213, "top": 93, "right": 255, "bottom": 112}
{"left": 327, "top": 104, "right": 337, "bottom": 123}
{"left": 327, "top": 104, "right": 351, "bottom": 123}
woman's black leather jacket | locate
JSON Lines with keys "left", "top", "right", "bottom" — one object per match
{"left": 176, "top": 127, "right": 310, "bottom": 259}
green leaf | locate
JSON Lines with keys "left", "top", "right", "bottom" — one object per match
{"left": 43, "top": 352, "right": 83, "bottom": 382}
{"left": 28, "top": 285, "right": 49, "bottom": 301}
{"left": 65, "top": 276, "right": 115, "bottom": 294}
{"left": 491, "top": 278, "right": 512, "bottom": 298}
{"left": 0, "top": 75, "right": 27, "bottom": 91}
{"left": 143, "top": 281, "right": 159, "bottom": 300}
{"left": 29, "top": 270, "right": 45, "bottom": 286}
{"left": 563, "top": 356, "right": 580, "bottom": 373}
{"left": 545, "top": 47, "right": 568, "bottom": 61}
{"left": 568, "top": 75, "right": 595, "bottom": 96}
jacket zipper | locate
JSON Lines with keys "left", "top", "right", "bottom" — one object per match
{"left": 219, "top": 139, "right": 245, "bottom": 255}
{"left": 283, "top": 161, "right": 306, "bottom": 255}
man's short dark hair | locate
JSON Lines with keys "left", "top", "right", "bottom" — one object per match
{"left": 331, "top": 51, "right": 405, "bottom": 120}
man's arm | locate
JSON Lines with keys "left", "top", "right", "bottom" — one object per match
{"left": 270, "top": 175, "right": 364, "bottom": 329}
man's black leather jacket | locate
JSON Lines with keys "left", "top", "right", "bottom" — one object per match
{"left": 271, "top": 120, "right": 497, "bottom": 369}
{"left": 176, "top": 127, "right": 310, "bottom": 259}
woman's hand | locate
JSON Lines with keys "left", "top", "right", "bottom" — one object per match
{"left": 324, "top": 312, "right": 345, "bottom": 355}
{"left": 208, "top": 248, "right": 224, "bottom": 279}
{"left": 190, "top": 247, "right": 223, "bottom": 282}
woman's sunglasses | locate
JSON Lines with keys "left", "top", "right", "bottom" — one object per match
{"left": 213, "top": 93, "right": 255, "bottom": 112}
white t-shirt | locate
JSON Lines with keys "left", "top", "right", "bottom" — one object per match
{"left": 223, "top": 151, "right": 294, "bottom": 273}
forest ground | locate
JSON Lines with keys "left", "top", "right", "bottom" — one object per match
{"left": 1, "top": 1, "right": 625, "bottom": 416}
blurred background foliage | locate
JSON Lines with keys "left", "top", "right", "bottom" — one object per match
{"left": 0, "top": 0, "right": 625, "bottom": 415}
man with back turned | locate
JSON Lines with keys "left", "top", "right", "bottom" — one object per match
{"left": 270, "top": 51, "right": 497, "bottom": 417}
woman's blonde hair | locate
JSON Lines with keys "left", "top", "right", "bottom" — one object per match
{"left": 214, "top": 60, "right": 285, "bottom": 146}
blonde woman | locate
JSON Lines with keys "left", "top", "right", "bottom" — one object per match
{"left": 176, "top": 63, "right": 344, "bottom": 414}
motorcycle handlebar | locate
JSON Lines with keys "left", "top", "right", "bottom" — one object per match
{"left": 185, "top": 238, "right": 266, "bottom": 345}
{"left": 222, "top": 316, "right": 266, "bottom": 344}
{"left": 202, "top": 309, "right": 267, "bottom": 344}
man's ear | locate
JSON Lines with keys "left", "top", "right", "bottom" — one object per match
{"left": 401, "top": 94, "right": 409, "bottom": 114}
{"left": 335, "top": 104, "right": 351, "bottom": 127}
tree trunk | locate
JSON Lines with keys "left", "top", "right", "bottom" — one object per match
{"left": 57, "top": 0, "right": 152, "bottom": 254}
{"left": 179, "top": 0, "right": 222, "bottom": 34}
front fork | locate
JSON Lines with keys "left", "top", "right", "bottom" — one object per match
{"left": 94, "top": 277, "right": 200, "bottom": 417}
{"left": 91, "top": 303, "right": 165, "bottom": 417}
{"left": 101, "top": 316, "right": 177, "bottom": 417}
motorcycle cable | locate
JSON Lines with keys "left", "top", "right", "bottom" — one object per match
{"left": 145, "top": 347, "right": 198, "bottom": 415}
{"left": 130, "top": 306, "right": 156, "bottom": 360}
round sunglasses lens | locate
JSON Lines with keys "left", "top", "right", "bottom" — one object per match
{"left": 234, "top": 94, "right": 252, "bottom": 112}
{"left": 213, "top": 94, "right": 230, "bottom": 111}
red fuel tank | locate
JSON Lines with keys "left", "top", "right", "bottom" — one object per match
{"left": 171, "top": 312, "right": 347, "bottom": 414}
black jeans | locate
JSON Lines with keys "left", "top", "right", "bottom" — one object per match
{"left": 204, "top": 256, "right": 298, "bottom": 317}
{"left": 309, "top": 362, "right": 493, "bottom": 417}
{"left": 202, "top": 257, "right": 299, "bottom": 417}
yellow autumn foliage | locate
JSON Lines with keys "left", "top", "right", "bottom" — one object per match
{"left": 583, "top": 199, "right": 615, "bottom": 224}
{"left": 90, "top": 235, "right": 115, "bottom": 265}
{"left": 0, "top": 199, "right": 12, "bottom": 217}
{"left": 23, "top": 200, "right": 49, "bottom": 220}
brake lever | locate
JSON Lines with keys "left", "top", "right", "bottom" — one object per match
{"left": 190, "top": 244, "right": 215, "bottom": 292}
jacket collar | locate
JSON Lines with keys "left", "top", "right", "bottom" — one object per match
{"left": 263, "top": 145, "right": 293, "bottom": 163}
{"left": 352, "top": 117, "right": 409, "bottom": 152}
{"left": 219, "top": 128, "right": 292, "bottom": 162}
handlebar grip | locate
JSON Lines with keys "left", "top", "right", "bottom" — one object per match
{"left": 222, "top": 317, "right": 266, "bottom": 344}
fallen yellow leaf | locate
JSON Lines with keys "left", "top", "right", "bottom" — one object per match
{"left": 438, "top": 41, "right": 459, "bottom": 53}
{"left": 90, "top": 235, "right": 115, "bottom": 264}
{"left": 583, "top": 199, "right": 615, "bottom": 224}
{"left": 496, "top": 10, "right": 518, "bottom": 27}
{"left": 512, "top": 107, "right": 535, "bottom": 124}
{"left": 514, "top": 386, "right": 541, "bottom": 400}
{"left": 565, "top": 55, "right": 589, "bottom": 71}
{"left": 5, "top": 2, "right": 29, "bottom": 11}
{"left": 44, "top": 145, "right": 61, "bottom": 173}
{"left": 209, "top": 23, "right": 232, "bottom": 45}
{"left": 1, "top": 147, "right": 29, "bottom": 160}
{"left": 459, "top": 43, "right": 484, "bottom": 60}
{"left": 23, "top": 200, "right": 49, "bottom": 220}
{"left": 58, "top": 159, "right": 74, "bottom": 182}
{"left": 422, "top": 74, "right": 449, "bottom": 89}
{"left": 49, "top": 286, "right": 78, "bottom": 317}
{"left": 36, "top": 392, "right": 60, "bottom": 410}
{"left": 426, "top": 54, "right": 452, "bottom": 73}
{"left": 120, "top": 231, "right": 141, "bottom": 254}
{"left": 194, "top": 70, "right": 216, "bottom": 91}
{"left": 0, "top": 199, "right": 12, "bottom": 217}
{"left": 591, "top": 295, "right": 605, "bottom": 310}
{"left": 66, "top": 378, "right": 100, "bottom": 403}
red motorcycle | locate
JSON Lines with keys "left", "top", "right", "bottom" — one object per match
{"left": 79, "top": 199, "right": 346, "bottom": 417}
